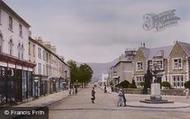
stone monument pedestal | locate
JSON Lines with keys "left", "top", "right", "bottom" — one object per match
{"left": 150, "top": 83, "right": 161, "bottom": 100}
{"left": 140, "top": 83, "right": 173, "bottom": 104}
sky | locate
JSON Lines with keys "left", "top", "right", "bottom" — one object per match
{"left": 4, "top": 0, "right": 190, "bottom": 63}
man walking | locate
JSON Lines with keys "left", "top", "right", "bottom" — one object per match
{"left": 122, "top": 89, "right": 126, "bottom": 107}
{"left": 91, "top": 87, "right": 96, "bottom": 103}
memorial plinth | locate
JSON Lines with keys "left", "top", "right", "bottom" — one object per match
{"left": 140, "top": 83, "right": 174, "bottom": 104}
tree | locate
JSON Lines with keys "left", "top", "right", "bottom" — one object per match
{"left": 129, "top": 79, "right": 137, "bottom": 88}
{"left": 67, "top": 61, "right": 93, "bottom": 87}
{"left": 67, "top": 60, "right": 78, "bottom": 85}
{"left": 184, "top": 80, "right": 190, "bottom": 89}
{"left": 115, "top": 80, "right": 130, "bottom": 88}
{"left": 143, "top": 68, "right": 153, "bottom": 94}
{"left": 78, "top": 63, "right": 93, "bottom": 85}
{"left": 161, "top": 81, "right": 171, "bottom": 89}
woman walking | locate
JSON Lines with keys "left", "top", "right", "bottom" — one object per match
{"left": 117, "top": 89, "right": 123, "bottom": 107}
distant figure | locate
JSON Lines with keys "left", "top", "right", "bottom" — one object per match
{"left": 117, "top": 89, "right": 123, "bottom": 107}
{"left": 121, "top": 89, "right": 126, "bottom": 107}
{"left": 75, "top": 85, "right": 78, "bottom": 94}
{"left": 91, "top": 87, "right": 96, "bottom": 103}
{"left": 111, "top": 86, "right": 114, "bottom": 92}
{"left": 184, "top": 88, "right": 190, "bottom": 99}
{"left": 104, "top": 85, "right": 107, "bottom": 93}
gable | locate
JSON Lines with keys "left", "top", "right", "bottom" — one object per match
{"left": 135, "top": 49, "right": 146, "bottom": 61}
{"left": 170, "top": 42, "right": 187, "bottom": 58}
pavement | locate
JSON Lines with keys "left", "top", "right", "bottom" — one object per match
{"left": 15, "top": 90, "right": 70, "bottom": 107}
{"left": 49, "top": 87, "right": 190, "bottom": 119}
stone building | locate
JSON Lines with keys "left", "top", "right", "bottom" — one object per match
{"left": 134, "top": 44, "right": 173, "bottom": 88}
{"left": 108, "top": 50, "right": 136, "bottom": 86}
{"left": 168, "top": 41, "right": 190, "bottom": 88}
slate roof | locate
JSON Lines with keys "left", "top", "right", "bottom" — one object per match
{"left": 178, "top": 41, "right": 190, "bottom": 57}
{"left": 139, "top": 45, "right": 173, "bottom": 60}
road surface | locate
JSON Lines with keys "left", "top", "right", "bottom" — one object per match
{"left": 49, "top": 87, "right": 190, "bottom": 119}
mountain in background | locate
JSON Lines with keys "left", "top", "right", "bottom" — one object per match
{"left": 86, "top": 58, "right": 118, "bottom": 82}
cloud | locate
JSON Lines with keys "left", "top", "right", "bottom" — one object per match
{"left": 4, "top": 0, "right": 190, "bottom": 63}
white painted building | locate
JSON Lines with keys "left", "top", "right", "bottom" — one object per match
{"left": 0, "top": 0, "right": 35, "bottom": 104}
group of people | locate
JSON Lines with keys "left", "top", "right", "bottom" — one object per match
{"left": 91, "top": 86, "right": 127, "bottom": 107}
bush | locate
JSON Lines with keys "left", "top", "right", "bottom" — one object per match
{"left": 161, "top": 81, "right": 171, "bottom": 89}
{"left": 184, "top": 81, "right": 190, "bottom": 89}
{"left": 129, "top": 80, "right": 137, "bottom": 88}
{"left": 115, "top": 80, "right": 130, "bottom": 88}
{"left": 140, "top": 82, "right": 145, "bottom": 87}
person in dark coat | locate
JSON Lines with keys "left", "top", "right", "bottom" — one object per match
{"left": 104, "top": 85, "right": 107, "bottom": 93}
{"left": 91, "top": 87, "right": 96, "bottom": 103}
{"left": 122, "top": 89, "right": 126, "bottom": 107}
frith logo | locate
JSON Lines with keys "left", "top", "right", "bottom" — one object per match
{"left": 143, "top": 9, "right": 180, "bottom": 31}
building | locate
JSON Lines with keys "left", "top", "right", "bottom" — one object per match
{"left": 29, "top": 37, "right": 70, "bottom": 97}
{"left": 108, "top": 50, "right": 136, "bottom": 86}
{"left": 0, "top": 0, "right": 35, "bottom": 105}
{"left": 134, "top": 44, "right": 173, "bottom": 87}
{"left": 168, "top": 41, "right": 190, "bottom": 88}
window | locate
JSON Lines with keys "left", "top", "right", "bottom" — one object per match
{"left": 173, "top": 58, "right": 182, "bottom": 69}
{"left": 17, "top": 43, "right": 21, "bottom": 58}
{"left": 21, "top": 44, "right": 24, "bottom": 59}
{"left": 8, "top": 16, "right": 13, "bottom": 31}
{"left": 9, "top": 39, "right": 14, "bottom": 55}
{"left": 33, "top": 44, "right": 35, "bottom": 57}
{"left": 43, "top": 50, "right": 46, "bottom": 61}
{"left": 28, "top": 42, "right": 31, "bottom": 55}
{"left": 136, "top": 62, "right": 143, "bottom": 71}
{"left": 136, "top": 76, "right": 144, "bottom": 87}
{"left": 38, "top": 48, "right": 41, "bottom": 59}
{"left": 38, "top": 63, "right": 42, "bottom": 74}
{"left": 43, "top": 64, "right": 46, "bottom": 75}
{"left": 17, "top": 43, "right": 24, "bottom": 59}
{"left": 148, "top": 61, "right": 153, "bottom": 70}
{"left": 154, "top": 60, "right": 163, "bottom": 69}
{"left": 19, "top": 24, "right": 23, "bottom": 37}
{"left": 0, "top": 10, "right": 1, "bottom": 25}
{"left": 0, "top": 32, "right": 3, "bottom": 53}
{"left": 173, "top": 75, "right": 184, "bottom": 88}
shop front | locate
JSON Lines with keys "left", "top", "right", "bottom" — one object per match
{"left": 0, "top": 53, "right": 35, "bottom": 105}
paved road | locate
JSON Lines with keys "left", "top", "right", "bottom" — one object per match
{"left": 49, "top": 87, "right": 190, "bottom": 119}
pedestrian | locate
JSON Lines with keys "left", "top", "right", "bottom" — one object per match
{"left": 111, "top": 85, "right": 114, "bottom": 92}
{"left": 91, "top": 87, "right": 96, "bottom": 103}
{"left": 75, "top": 85, "right": 78, "bottom": 94}
{"left": 184, "top": 88, "right": 190, "bottom": 99}
{"left": 117, "top": 89, "right": 123, "bottom": 107}
{"left": 104, "top": 85, "right": 107, "bottom": 93}
{"left": 121, "top": 89, "right": 126, "bottom": 107}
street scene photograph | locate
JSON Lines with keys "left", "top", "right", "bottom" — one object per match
{"left": 0, "top": 0, "right": 190, "bottom": 119}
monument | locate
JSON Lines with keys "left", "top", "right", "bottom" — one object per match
{"left": 140, "top": 63, "right": 173, "bottom": 104}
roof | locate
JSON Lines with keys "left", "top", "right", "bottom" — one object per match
{"left": 138, "top": 45, "right": 173, "bottom": 60}
{"left": 178, "top": 41, "right": 190, "bottom": 57}
{"left": 29, "top": 37, "right": 69, "bottom": 67}
{"left": 148, "top": 46, "right": 173, "bottom": 60}
{"left": 0, "top": 0, "right": 30, "bottom": 27}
